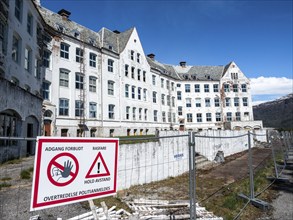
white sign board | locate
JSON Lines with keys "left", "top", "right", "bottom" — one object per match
{"left": 30, "top": 137, "right": 119, "bottom": 211}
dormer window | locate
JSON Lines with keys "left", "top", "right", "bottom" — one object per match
{"left": 89, "top": 38, "right": 96, "bottom": 46}
{"left": 56, "top": 24, "right": 65, "bottom": 33}
{"left": 74, "top": 31, "right": 80, "bottom": 39}
{"left": 109, "top": 45, "right": 113, "bottom": 50}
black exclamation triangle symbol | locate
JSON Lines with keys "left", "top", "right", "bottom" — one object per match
{"left": 97, "top": 162, "right": 100, "bottom": 173}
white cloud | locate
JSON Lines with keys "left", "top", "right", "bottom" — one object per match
{"left": 250, "top": 76, "right": 293, "bottom": 106}
{"left": 250, "top": 76, "right": 293, "bottom": 95}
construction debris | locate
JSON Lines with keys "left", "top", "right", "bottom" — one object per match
{"left": 67, "top": 199, "right": 222, "bottom": 219}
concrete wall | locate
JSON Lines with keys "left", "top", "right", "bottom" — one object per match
{"left": 195, "top": 129, "right": 267, "bottom": 161}
{"left": 117, "top": 131, "right": 189, "bottom": 190}
{"left": 116, "top": 129, "right": 268, "bottom": 190}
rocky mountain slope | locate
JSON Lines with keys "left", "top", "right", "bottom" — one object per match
{"left": 253, "top": 93, "right": 293, "bottom": 129}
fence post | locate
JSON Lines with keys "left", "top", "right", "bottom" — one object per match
{"left": 188, "top": 132, "right": 196, "bottom": 219}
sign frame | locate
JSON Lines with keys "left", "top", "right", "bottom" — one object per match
{"left": 30, "top": 137, "right": 119, "bottom": 211}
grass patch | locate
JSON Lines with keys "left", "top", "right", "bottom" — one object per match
{"left": 20, "top": 167, "right": 34, "bottom": 179}
{"left": 119, "top": 135, "right": 157, "bottom": 145}
{"left": 1, "top": 177, "right": 11, "bottom": 181}
{"left": 2, "top": 158, "right": 22, "bottom": 165}
{"left": 0, "top": 182, "right": 11, "bottom": 190}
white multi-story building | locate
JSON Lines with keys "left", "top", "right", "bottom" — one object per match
{"left": 37, "top": 3, "right": 261, "bottom": 138}
{"left": 0, "top": 0, "right": 45, "bottom": 159}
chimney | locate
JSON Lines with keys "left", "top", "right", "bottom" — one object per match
{"left": 58, "top": 9, "right": 71, "bottom": 20}
{"left": 113, "top": 30, "right": 120, "bottom": 34}
{"left": 33, "top": 0, "right": 41, "bottom": 6}
{"left": 147, "top": 53, "right": 155, "bottom": 60}
{"left": 180, "top": 61, "right": 186, "bottom": 68}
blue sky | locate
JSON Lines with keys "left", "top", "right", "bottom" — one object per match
{"left": 41, "top": 0, "right": 293, "bottom": 105}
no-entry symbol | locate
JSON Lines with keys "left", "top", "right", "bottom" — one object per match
{"left": 47, "top": 152, "right": 79, "bottom": 187}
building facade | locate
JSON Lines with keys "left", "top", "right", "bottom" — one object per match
{"left": 37, "top": 3, "right": 261, "bottom": 138}
{"left": 0, "top": 0, "right": 45, "bottom": 160}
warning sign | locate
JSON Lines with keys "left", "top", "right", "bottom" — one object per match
{"left": 30, "top": 137, "right": 119, "bottom": 211}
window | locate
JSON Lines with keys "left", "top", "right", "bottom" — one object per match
{"left": 166, "top": 80, "right": 170, "bottom": 90}
{"left": 153, "top": 91, "right": 157, "bottom": 103}
{"left": 24, "top": 47, "right": 32, "bottom": 72}
{"left": 205, "top": 98, "right": 211, "bottom": 107}
{"left": 185, "top": 84, "right": 190, "bottom": 93}
{"left": 131, "top": 67, "right": 135, "bottom": 79}
{"left": 197, "top": 113, "right": 202, "bottom": 122}
{"left": 172, "top": 97, "right": 175, "bottom": 107}
{"left": 12, "top": 35, "right": 21, "bottom": 63}
{"left": 108, "top": 104, "right": 115, "bottom": 119}
{"left": 225, "top": 98, "right": 231, "bottom": 107}
{"left": 177, "top": 83, "right": 181, "bottom": 88}
{"left": 206, "top": 113, "right": 212, "bottom": 122}
{"left": 167, "top": 95, "right": 171, "bottom": 106}
{"left": 152, "top": 75, "right": 156, "bottom": 85}
{"left": 187, "top": 113, "right": 193, "bottom": 122}
{"left": 154, "top": 110, "right": 158, "bottom": 122}
{"left": 108, "top": 81, "right": 114, "bottom": 95}
{"left": 241, "top": 84, "right": 247, "bottom": 92}
{"left": 161, "top": 78, "right": 164, "bottom": 88}
{"left": 236, "top": 112, "right": 241, "bottom": 121}
{"left": 214, "top": 98, "right": 220, "bottom": 107}
{"left": 139, "top": 108, "right": 142, "bottom": 120}
{"left": 161, "top": 94, "right": 165, "bottom": 105}
{"left": 76, "top": 48, "right": 83, "bottom": 63}
{"left": 143, "top": 89, "right": 147, "bottom": 101}
{"left": 75, "top": 100, "right": 84, "bottom": 117}
{"left": 173, "top": 113, "right": 176, "bottom": 123}
{"left": 126, "top": 106, "right": 130, "bottom": 119}
{"left": 178, "top": 106, "right": 183, "bottom": 116}
{"left": 195, "top": 98, "right": 201, "bottom": 107}
{"left": 162, "top": 112, "right": 166, "bottom": 122}
{"left": 43, "top": 49, "right": 51, "bottom": 68}
{"left": 89, "top": 102, "right": 97, "bottom": 118}
{"left": 27, "top": 13, "right": 33, "bottom": 35}
{"left": 177, "top": 91, "right": 182, "bottom": 100}
{"left": 35, "top": 58, "right": 41, "bottom": 79}
{"left": 144, "top": 109, "right": 148, "bottom": 120}
{"left": 125, "top": 64, "right": 129, "bottom": 77}
{"left": 171, "top": 82, "right": 174, "bottom": 91}
{"left": 89, "top": 53, "right": 97, "bottom": 67}
{"left": 216, "top": 112, "right": 221, "bottom": 122}
{"left": 125, "top": 84, "right": 129, "bottom": 97}
{"left": 89, "top": 76, "right": 97, "bottom": 92}
{"left": 60, "top": 43, "right": 69, "bottom": 59}
{"left": 137, "top": 69, "right": 141, "bottom": 80}
{"left": 233, "top": 84, "right": 238, "bottom": 92}
{"left": 61, "top": 129, "right": 68, "bottom": 137}
{"left": 132, "top": 107, "right": 136, "bottom": 120}
{"left": 137, "top": 53, "right": 140, "bottom": 63}
{"left": 15, "top": 0, "right": 22, "bottom": 21}
{"left": 108, "top": 59, "right": 114, "bottom": 72}
{"left": 231, "top": 72, "right": 238, "bottom": 80}
{"left": 138, "top": 87, "right": 141, "bottom": 100}
{"left": 194, "top": 84, "right": 200, "bottom": 93}
{"left": 186, "top": 98, "right": 191, "bottom": 107}
{"left": 243, "top": 97, "right": 248, "bottom": 106}
{"left": 42, "top": 82, "right": 50, "bottom": 100}
{"left": 224, "top": 83, "right": 230, "bottom": 92}
{"left": 132, "top": 86, "right": 135, "bottom": 99}
{"left": 143, "top": 71, "right": 146, "bottom": 82}
{"left": 130, "top": 50, "right": 134, "bottom": 60}
{"left": 59, "top": 98, "right": 69, "bottom": 116}
{"left": 75, "top": 73, "right": 84, "bottom": 89}
{"left": 226, "top": 112, "right": 232, "bottom": 121}
{"left": 244, "top": 112, "right": 249, "bottom": 118}
{"left": 168, "top": 112, "right": 171, "bottom": 122}
{"left": 204, "top": 84, "right": 209, "bottom": 93}
{"left": 59, "top": 69, "right": 69, "bottom": 87}
{"left": 234, "top": 97, "right": 239, "bottom": 107}
{"left": 213, "top": 84, "right": 219, "bottom": 92}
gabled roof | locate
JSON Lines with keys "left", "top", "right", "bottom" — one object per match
{"left": 37, "top": 6, "right": 101, "bottom": 47}
{"left": 147, "top": 57, "right": 225, "bottom": 81}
